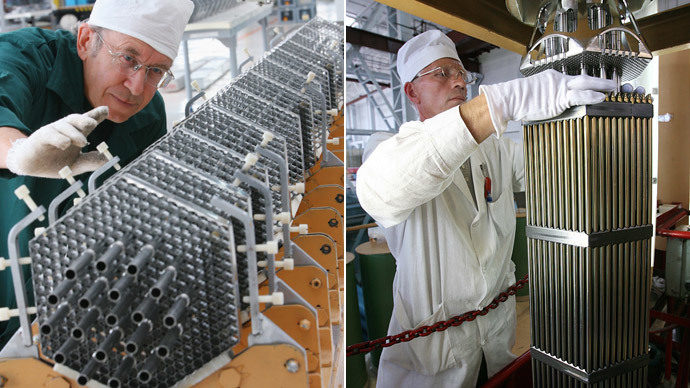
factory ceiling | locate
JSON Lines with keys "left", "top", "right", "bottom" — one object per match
{"left": 369, "top": 0, "right": 690, "bottom": 56}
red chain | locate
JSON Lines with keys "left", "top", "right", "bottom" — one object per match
{"left": 346, "top": 273, "right": 529, "bottom": 357}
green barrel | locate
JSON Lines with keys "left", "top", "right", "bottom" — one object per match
{"left": 356, "top": 241, "right": 396, "bottom": 367}
{"left": 346, "top": 252, "right": 368, "bottom": 388}
{"left": 512, "top": 212, "right": 529, "bottom": 296}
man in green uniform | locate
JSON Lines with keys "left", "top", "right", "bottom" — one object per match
{"left": 0, "top": 0, "right": 194, "bottom": 348}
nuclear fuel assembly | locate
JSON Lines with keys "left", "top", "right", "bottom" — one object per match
{"left": 513, "top": 0, "right": 655, "bottom": 386}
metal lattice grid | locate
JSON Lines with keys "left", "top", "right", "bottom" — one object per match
{"left": 178, "top": 104, "right": 300, "bottom": 186}
{"left": 188, "top": 0, "right": 239, "bottom": 23}
{"left": 208, "top": 86, "right": 310, "bottom": 174}
{"left": 31, "top": 175, "right": 241, "bottom": 388}
{"left": 272, "top": 42, "right": 339, "bottom": 108}
{"left": 263, "top": 54, "right": 334, "bottom": 111}
{"left": 248, "top": 57, "right": 331, "bottom": 126}
{"left": 229, "top": 72, "right": 323, "bottom": 171}
{"left": 289, "top": 30, "right": 345, "bottom": 96}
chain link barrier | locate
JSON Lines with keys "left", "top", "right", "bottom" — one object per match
{"left": 346, "top": 273, "right": 529, "bottom": 357}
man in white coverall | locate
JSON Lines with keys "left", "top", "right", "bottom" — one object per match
{"left": 356, "top": 30, "right": 616, "bottom": 387}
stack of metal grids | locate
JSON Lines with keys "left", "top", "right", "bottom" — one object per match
{"left": 188, "top": 0, "right": 239, "bottom": 23}
{"left": 26, "top": 17, "right": 343, "bottom": 387}
{"left": 517, "top": 1, "right": 654, "bottom": 386}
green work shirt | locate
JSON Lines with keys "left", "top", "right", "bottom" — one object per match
{"left": 0, "top": 28, "right": 167, "bottom": 347}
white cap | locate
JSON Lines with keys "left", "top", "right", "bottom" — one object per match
{"left": 396, "top": 30, "right": 462, "bottom": 84}
{"left": 89, "top": 0, "right": 194, "bottom": 61}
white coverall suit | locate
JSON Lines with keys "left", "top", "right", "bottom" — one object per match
{"left": 356, "top": 107, "right": 525, "bottom": 388}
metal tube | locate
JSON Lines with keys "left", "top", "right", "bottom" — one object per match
{"left": 125, "top": 320, "right": 152, "bottom": 355}
{"left": 570, "top": 120, "right": 577, "bottom": 232}
{"left": 106, "top": 291, "right": 134, "bottom": 327}
{"left": 599, "top": 245, "right": 615, "bottom": 367}
{"left": 65, "top": 249, "right": 95, "bottom": 280}
{"left": 54, "top": 338, "right": 78, "bottom": 364}
{"left": 131, "top": 296, "right": 157, "bottom": 324}
{"left": 156, "top": 324, "right": 183, "bottom": 358}
{"left": 127, "top": 244, "right": 155, "bottom": 276}
{"left": 47, "top": 278, "right": 75, "bottom": 306}
{"left": 164, "top": 294, "right": 190, "bottom": 328}
{"left": 546, "top": 123, "right": 554, "bottom": 229}
{"left": 40, "top": 302, "right": 70, "bottom": 336}
{"left": 150, "top": 266, "right": 176, "bottom": 299}
{"left": 526, "top": 126, "right": 533, "bottom": 225}
{"left": 595, "top": 117, "right": 606, "bottom": 232}
{"left": 556, "top": 121, "right": 563, "bottom": 230}
{"left": 137, "top": 353, "right": 162, "bottom": 383}
{"left": 635, "top": 119, "right": 642, "bottom": 226}
{"left": 618, "top": 116, "right": 624, "bottom": 229}
{"left": 108, "top": 356, "right": 135, "bottom": 388}
{"left": 95, "top": 241, "right": 124, "bottom": 273}
{"left": 555, "top": 243, "right": 562, "bottom": 359}
{"left": 79, "top": 277, "right": 108, "bottom": 309}
{"left": 539, "top": 124, "right": 547, "bottom": 227}
{"left": 93, "top": 327, "right": 123, "bottom": 363}
{"left": 591, "top": 247, "right": 599, "bottom": 371}
{"left": 591, "top": 119, "right": 599, "bottom": 233}
{"left": 562, "top": 120, "right": 573, "bottom": 230}
{"left": 576, "top": 119, "right": 584, "bottom": 232}
{"left": 584, "top": 117, "right": 591, "bottom": 234}
{"left": 109, "top": 275, "right": 134, "bottom": 302}
{"left": 71, "top": 304, "right": 102, "bottom": 341}
{"left": 77, "top": 358, "right": 101, "bottom": 386}
{"left": 605, "top": 117, "right": 612, "bottom": 231}
{"left": 612, "top": 117, "right": 618, "bottom": 230}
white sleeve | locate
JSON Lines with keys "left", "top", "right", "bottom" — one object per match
{"left": 356, "top": 106, "right": 479, "bottom": 227}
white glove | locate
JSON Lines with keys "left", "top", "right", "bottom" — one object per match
{"left": 6, "top": 106, "right": 109, "bottom": 178}
{"left": 480, "top": 69, "right": 616, "bottom": 136}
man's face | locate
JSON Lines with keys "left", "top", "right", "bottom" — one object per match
{"left": 404, "top": 57, "right": 469, "bottom": 121}
{"left": 77, "top": 25, "right": 172, "bottom": 123}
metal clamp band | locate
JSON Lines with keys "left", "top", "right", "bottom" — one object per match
{"left": 525, "top": 225, "right": 653, "bottom": 247}
{"left": 531, "top": 347, "right": 649, "bottom": 384}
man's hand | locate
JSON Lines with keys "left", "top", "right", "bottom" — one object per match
{"left": 5, "top": 106, "right": 109, "bottom": 178}
{"left": 480, "top": 69, "right": 617, "bottom": 136}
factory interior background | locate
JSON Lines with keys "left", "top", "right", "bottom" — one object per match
{"left": 1, "top": 0, "right": 690, "bottom": 387}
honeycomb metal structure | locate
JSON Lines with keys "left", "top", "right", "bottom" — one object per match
{"left": 26, "top": 18, "right": 343, "bottom": 388}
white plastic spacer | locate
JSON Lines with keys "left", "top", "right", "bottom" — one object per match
{"left": 289, "top": 224, "right": 308, "bottom": 234}
{"left": 274, "top": 212, "right": 291, "bottom": 224}
{"left": 241, "top": 153, "right": 260, "bottom": 171}
{"left": 306, "top": 72, "right": 316, "bottom": 84}
{"left": 59, "top": 166, "right": 86, "bottom": 198}
{"left": 34, "top": 227, "right": 45, "bottom": 237}
{"left": 273, "top": 27, "right": 281, "bottom": 34}
{"left": 190, "top": 80, "right": 202, "bottom": 93}
{"left": 329, "top": 40, "right": 339, "bottom": 50}
{"left": 281, "top": 259, "right": 294, "bottom": 270}
{"left": 326, "top": 109, "right": 338, "bottom": 116}
{"left": 237, "top": 240, "right": 279, "bottom": 254}
{"left": 288, "top": 183, "right": 305, "bottom": 194}
{"left": 73, "top": 197, "right": 82, "bottom": 206}
{"left": 96, "top": 142, "right": 121, "bottom": 170}
{"left": 253, "top": 214, "right": 267, "bottom": 221}
{"left": 242, "top": 292, "right": 284, "bottom": 305}
{"left": 0, "top": 306, "right": 37, "bottom": 321}
{"left": 326, "top": 138, "right": 340, "bottom": 145}
{"left": 257, "top": 258, "right": 294, "bottom": 270}
{"left": 261, "top": 131, "right": 275, "bottom": 147}
{"left": 0, "top": 257, "right": 31, "bottom": 271}
{"left": 14, "top": 185, "right": 45, "bottom": 222}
